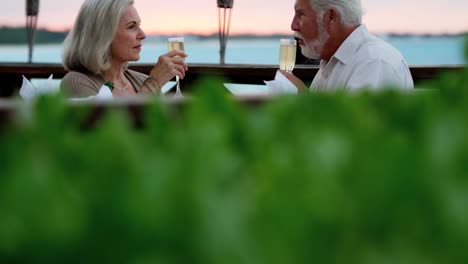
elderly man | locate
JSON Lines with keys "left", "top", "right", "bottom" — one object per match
{"left": 283, "top": 0, "right": 414, "bottom": 91}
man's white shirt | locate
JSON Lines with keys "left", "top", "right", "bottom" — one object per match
{"left": 311, "top": 25, "right": 414, "bottom": 91}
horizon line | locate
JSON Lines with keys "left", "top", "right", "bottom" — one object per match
{"left": 1, "top": 24, "right": 468, "bottom": 37}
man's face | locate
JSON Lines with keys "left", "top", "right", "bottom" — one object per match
{"left": 291, "top": 0, "right": 329, "bottom": 60}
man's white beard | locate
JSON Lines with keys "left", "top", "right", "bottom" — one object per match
{"left": 300, "top": 20, "right": 329, "bottom": 60}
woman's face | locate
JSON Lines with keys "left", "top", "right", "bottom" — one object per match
{"left": 109, "top": 5, "right": 146, "bottom": 63}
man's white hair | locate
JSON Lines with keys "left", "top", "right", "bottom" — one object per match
{"left": 308, "top": 0, "right": 364, "bottom": 26}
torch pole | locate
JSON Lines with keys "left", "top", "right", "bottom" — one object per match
{"left": 26, "top": 0, "right": 40, "bottom": 64}
{"left": 217, "top": 0, "right": 233, "bottom": 64}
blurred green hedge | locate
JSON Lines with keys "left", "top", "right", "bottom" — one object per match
{"left": 1, "top": 39, "right": 468, "bottom": 263}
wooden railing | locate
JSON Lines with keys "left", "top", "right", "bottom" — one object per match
{"left": 0, "top": 63, "right": 465, "bottom": 97}
{"left": 0, "top": 62, "right": 465, "bottom": 128}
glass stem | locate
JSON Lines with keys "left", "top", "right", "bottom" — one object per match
{"left": 175, "top": 76, "right": 181, "bottom": 95}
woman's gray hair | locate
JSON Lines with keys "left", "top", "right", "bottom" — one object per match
{"left": 309, "top": 0, "right": 363, "bottom": 26}
{"left": 62, "top": 0, "right": 134, "bottom": 74}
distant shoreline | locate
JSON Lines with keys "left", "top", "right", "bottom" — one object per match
{"left": 1, "top": 26, "right": 466, "bottom": 45}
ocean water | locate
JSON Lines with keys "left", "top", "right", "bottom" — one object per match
{"left": 0, "top": 37, "right": 466, "bottom": 65}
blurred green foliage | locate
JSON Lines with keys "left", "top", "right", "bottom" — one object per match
{"left": 1, "top": 50, "right": 468, "bottom": 263}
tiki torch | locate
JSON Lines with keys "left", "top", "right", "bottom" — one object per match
{"left": 26, "top": 0, "right": 39, "bottom": 63}
{"left": 217, "top": 0, "right": 233, "bottom": 64}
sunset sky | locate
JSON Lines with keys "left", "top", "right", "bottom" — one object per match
{"left": 2, "top": 0, "right": 468, "bottom": 35}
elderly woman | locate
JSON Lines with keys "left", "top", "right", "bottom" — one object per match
{"left": 60, "top": 0, "right": 187, "bottom": 97}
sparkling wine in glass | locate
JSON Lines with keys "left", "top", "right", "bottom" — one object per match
{"left": 167, "top": 37, "right": 185, "bottom": 97}
{"left": 279, "top": 39, "right": 297, "bottom": 72}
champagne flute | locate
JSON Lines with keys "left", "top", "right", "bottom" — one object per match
{"left": 279, "top": 39, "right": 297, "bottom": 72}
{"left": 167, "top": 37, "right": 185, "bottom": 97}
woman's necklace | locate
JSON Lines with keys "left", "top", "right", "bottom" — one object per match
{"left": 104, "top": 80, "right": 130, "bottom": 91}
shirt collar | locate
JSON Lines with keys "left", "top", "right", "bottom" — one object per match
{"left": 332, "top": 24, "right": 368, "bottom": 65}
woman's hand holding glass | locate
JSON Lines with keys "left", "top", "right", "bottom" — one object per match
{"left": 147, "top": 43, "right": 188, "bottom": 95}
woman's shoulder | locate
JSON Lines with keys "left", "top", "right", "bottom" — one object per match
{"left": 63, "top": 71, "right": 102, "bottom": 82}
{"left": 126, "top": 69, "right": 148, "bottom": 80}
{"left": 61, "top": 71, "right": 103, "bottom": 97}
{"left": 125, "top": 69, "right": 148, "bottom": 90}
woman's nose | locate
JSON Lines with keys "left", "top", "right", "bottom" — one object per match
{"left": 138, "top": 27, "right": 146, "bottom": 40}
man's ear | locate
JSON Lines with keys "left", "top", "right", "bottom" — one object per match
{"left": 324, "top": 8, "right": 340, "bottom": 25}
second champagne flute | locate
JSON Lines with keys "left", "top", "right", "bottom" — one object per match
{"left": 167, "top": 37, "right": 185, "bottom": 97}
{"left": 279, "top": 39, "right": 297, "bottom": 73}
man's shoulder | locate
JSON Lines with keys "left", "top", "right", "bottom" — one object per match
{"left": 356, "top": 35, "right": 405, "bottom": 64}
